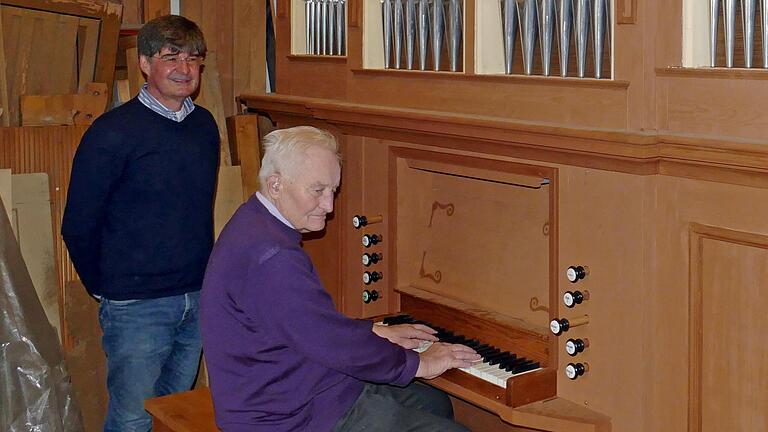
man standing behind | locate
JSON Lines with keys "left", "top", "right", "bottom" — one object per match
{"left": 61, "top": 15, "right": 219, "bottom": 432}
{"left": 200, "top": 126, "right": 479, "bottom": 431}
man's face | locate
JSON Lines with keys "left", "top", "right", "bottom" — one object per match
{"left": 139, "top": 46, "right": 201, "bottom": 110}
{"left": 274, "top": 146, "right": 341, "bottom": 233}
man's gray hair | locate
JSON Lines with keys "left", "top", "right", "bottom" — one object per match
{"left": 258, "top": 126, "right": 341, "bottom": 189}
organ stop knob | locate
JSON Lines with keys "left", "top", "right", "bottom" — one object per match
{"left": 362, "top": 289, "right": 379, "bottom": 303}
{"left": 363, "top": 271, "right": 383, "bottom": 285}
{"left": 566, "top": 265, "right": 588, "bottom": 283}
{"left": 352, "top": 214, "right": 383, "bottom": 229}
{"left": 565, "top": 338, "right": 589, "bottom": 356}
{"left": 362, "top": 234, "right": 382, "bottom": 248}
{"left": 550, "top": 315, "right": 590, "bottom": 335}
{"left": 563, "top": 290, "right": 589, "bottom": 308}
{"left": 565, "top": 362, "right": 588, "bottom": 380}
{"left": 362, "top": 252, "right": 382, "bottom": 266}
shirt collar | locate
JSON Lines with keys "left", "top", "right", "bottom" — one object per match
{"left": 137, "top": 83, "right": 195, "bottom": 122}
{"left": 256, "top": 192, "right": 295, "bottom": 230}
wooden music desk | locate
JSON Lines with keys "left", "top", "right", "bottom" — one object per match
{"left": 145, "top": 387, "right": 218, "bottom": 432}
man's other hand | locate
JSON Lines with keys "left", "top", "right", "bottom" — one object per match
{"left": 372, "top": 323, "right": 438, "bottom": 349}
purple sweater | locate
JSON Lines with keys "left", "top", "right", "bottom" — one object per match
{"left": 200, "top": 195, "right": 419, "bottom": 432}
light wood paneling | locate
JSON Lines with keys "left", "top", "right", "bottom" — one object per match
{"left": 689, "top": 225, "right": 768, "bottom": 432}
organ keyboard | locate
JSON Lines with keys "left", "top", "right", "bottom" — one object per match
{"left": 385, "top": 286, "right": 557, "bottom": 408}
{"left": 380, "top": 314, "right": 544, "bottom": 388}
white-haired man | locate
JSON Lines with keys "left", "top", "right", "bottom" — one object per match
{"left": 200, "top": 126, "right": 479, "bottom": 431}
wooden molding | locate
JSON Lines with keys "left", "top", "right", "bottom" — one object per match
{"left": 657, "top": 66, "right": 768, "bottom": 80}
{"left": 287, "top": 54, "right": 348, "bottom": 63}
{"left": 350, "top": 68, "right": 631, "bottom": 89}
{"left": 240, "top": 93, "right": 768, "bottom": 188}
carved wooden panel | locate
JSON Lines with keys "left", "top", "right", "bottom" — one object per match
{"left": 688, "top": 224, "right": 768, "bottom": 432}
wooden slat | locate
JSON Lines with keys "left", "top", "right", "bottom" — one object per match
{"left": 126, "top": 45, "right": 144, "bottom": 97}
{"left": 76, "top": 17, "right": 100, "bottom": 91}
{"left": 120, "top": 0, "right": 142, "bottom": 25}
{"left": 233, "top": 0, "right": 266, "bottom": 99}
{"left": 194, "top": 51, "right": 231, "bottom": 166}
{"left": 0, "top": 3, "right": 8, "bottom": 127}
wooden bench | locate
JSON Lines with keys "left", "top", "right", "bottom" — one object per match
{"left": 145, "top": 387, "right": 218, "bottom": 432}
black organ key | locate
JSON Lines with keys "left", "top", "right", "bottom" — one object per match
{"left": 513, "top": 361, "right": 540, "bottom": 374}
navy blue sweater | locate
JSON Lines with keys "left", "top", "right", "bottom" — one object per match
{"left": 62, "top": 98, "right": 219, "bottom": 300}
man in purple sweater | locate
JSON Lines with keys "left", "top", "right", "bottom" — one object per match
{"left": 200, "top": 126, "right": 480, "bottom": 431}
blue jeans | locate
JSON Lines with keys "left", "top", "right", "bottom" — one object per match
{"left": 99, "top": 291, "right": 202, "bottom": 432}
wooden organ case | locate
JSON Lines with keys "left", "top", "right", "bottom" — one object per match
{"left": 241, "top": 1, "right": 768, "bottom": 431}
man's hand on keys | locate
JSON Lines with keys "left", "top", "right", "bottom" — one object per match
{"left": 415, "top": 343, "right": 482, "bottom": 380}
{"left": 372, "top": 323, "right": 439, "bottom": 349}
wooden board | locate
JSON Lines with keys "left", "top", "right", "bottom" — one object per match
{"left": 226, "top": 114, "right": 261, "bottom": 200}
{"left": 194, "top": 51, "right": 231, "bottom": 166}
{"left": 145, "top": 388, "right": 217, "bottom": 432}
{"left": 0, "top": 4, "right": 8, "bottom": 126}
{"left": 0, "top": 169, "right": 11, "bottom": 227}
{"left": 126, "top": 45, "right": 145, "bottom": 98}
{"left": 233, "top": 0, "right": 266, "bottom": 98}
{"left": 63, "top": 280, "right": 107, "bottom": 432}
{"left": 143, "top": 0, "right": 170, "bottom": 22}
{"left": 11, "top": 173, "right": 59, "bottom": 340}
{"left": 214, "top": 165, "right": 244, "bottom": 237}
{"left": 20, "top": 82, "right": 108, "bottom": 126}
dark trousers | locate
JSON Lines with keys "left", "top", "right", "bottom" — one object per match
{"left": 331, "top": 381, "right": 470, "bottom": 432}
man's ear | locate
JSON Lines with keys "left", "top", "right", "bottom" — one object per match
{"left": 139, "top": 55, "right": 151, "bottom": 77}
{"left": 266, "top": 174, "right": 282, "bottom": 199}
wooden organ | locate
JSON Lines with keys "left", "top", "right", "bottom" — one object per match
{"left": 240, "top": 1, "right": 768, "bottom": 431}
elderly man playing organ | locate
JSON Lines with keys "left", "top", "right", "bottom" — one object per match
{"left": 200, "top": 126, "right": 480, "bottom": 431}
